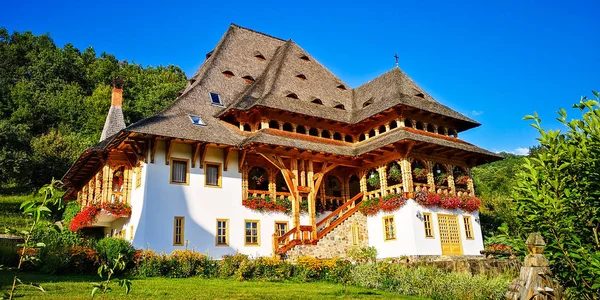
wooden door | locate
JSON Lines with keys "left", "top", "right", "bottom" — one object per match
{"left": 437, "top": 214, "right": 463, "bottom": 255}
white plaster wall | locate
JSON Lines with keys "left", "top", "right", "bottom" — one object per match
{"left": 140, "top": 141, "right": 313, "bottom": 257}
{"left": 368, "top": 199, "right": 484, "bottom": 258}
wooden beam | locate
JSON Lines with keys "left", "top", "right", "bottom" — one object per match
{"left": 150, "top": 137, "right": 158, "bottom": 163}
{"left": 238, "top": 149, "right": 247, "bottom": 173}
{"left": 165, "top": 139, "right": 172, "bottom": 165}
{"left": 199, "top": 144, "right": 207, "bottom": 169}
{"left": 223, "top": 147, "right": 232, "bottom": 171}
{"left": 191, "top": 142, "right": 201, "bottom": 168}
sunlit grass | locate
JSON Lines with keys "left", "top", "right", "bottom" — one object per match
{"left": 0, "top": 195, "right": 39, "bottom": 232}
{"left": 0, "top": 272, "right": 426, "bottom": 299}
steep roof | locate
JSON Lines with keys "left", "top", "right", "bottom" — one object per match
{"left": 100, "top": 103, "right": 126, "bottom": 141}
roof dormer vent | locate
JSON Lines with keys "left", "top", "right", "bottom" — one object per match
{"left": 363, "top": 98, "right": 373, "bottom": 108}
{"left": 300, "top": 55, "right": 310, "bottom": 61}
{"left": 336, "top": 84, "right": 347, "bottom": 90}
{"left": 415, "top": 93, "right": 425, "bottom": 98}
{"left": 296, "top": 74, "right": 307, "bottom": 81}
{"left": 334, "top": 104, "right": 345, "bottom": 110}
{"left": 242, "top": 75, "right": 255, "bottom": 84}
{"left": 222, "top": 71, "right": 235, "bottom": 78}
{"left": 311, "top": 99, "right": 323, "bottom": 105}
{"left": 286, "top": 93, "right": 299, "bottom": 99}
{"left": 254, "top": 51, "right": 266, "bottom": 61}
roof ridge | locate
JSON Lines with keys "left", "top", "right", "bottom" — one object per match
{"left": 230, "top": 23, "right": 287, "bottom": 42}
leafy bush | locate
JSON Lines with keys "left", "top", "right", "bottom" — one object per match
{"left": 217, "top": 253, "right": 249, "bottom": 278}
{"left": 62, "top": 201, "right": 80, "bottom": 227}
{"left": 235, "top": 257, "right": 292, "bottom": 281}
{"left": 348, "top": 246, "right": 377, "bottom": 264}
{"left": 351, "top": 262, "right": 512, "bottom": 300}
{"left": 94, "top": 237, "right": 134, "bottom": 271}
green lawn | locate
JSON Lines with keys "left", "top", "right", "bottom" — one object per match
{"left": 0, "top": 194, "right": 39, "bottom": 231}
{"left": 0, "top": 272, "right": 425, "bottom": 299}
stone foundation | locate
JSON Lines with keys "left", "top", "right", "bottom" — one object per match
{"left": 286, "top": 212, "right": 368, "bottom": 260}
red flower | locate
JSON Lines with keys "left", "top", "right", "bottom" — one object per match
{"left": 69, "top": 202, "right": 132, "bottom": 232}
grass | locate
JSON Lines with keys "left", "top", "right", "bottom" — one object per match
{"left": 0, "top": 195, "right": 38, "bottom": 232}
{"left": 0, "top": 272, "right": 425, "bottom": 299}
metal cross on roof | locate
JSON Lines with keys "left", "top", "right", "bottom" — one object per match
{"left": 394, "top": 54, "right": 399, "bottom": 67}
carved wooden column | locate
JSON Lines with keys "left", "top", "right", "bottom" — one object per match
{"left": 241, "top": 165, "right": 249, "bottom": 200}
{"left": 269, "top": 168, "right": 277, "bottom": 200}
{"left": 411, "top": 120, "right": 417, "bottom": 129}
{"left": 374, "top": 128, "right": 380, "bottom": 136}
{"left": 102, "top": 165, "right": 110, "bottom": 203}
{"left": 466, "top": 167, "right": 475, "bottom": 196}
{"left": 398, "top": 118, "right": 405, "bottom": 127}
{"left": 260, "top": 119, "right": 269, "bottom": 130}
{"left": 299, "top": 160, "right": 306, "bottom": 187}
{"left": 399, "top": 158, "right": 413, "bottom": 193}
{"left": 433, "top": 125, "right": 439, "bottom": 134}
{"left": 425, "top": 161, "right": 435, "bottom": 192}
{"left": 124, "top": 168, "right": 132, "bottom": 204}
{"left": 95, "top": 173, "right": 102, "bottom": 203}
{"left": 307, "top": 160, "right": 316, "bottom": 239}
{"left": 385, "top": 124, "right": 391, "bottom": 131}
{"left": 359, "top": 170, "right": 367, "bottom": 199}
{"left": 290, "top": 158, "right": 300, "bottom": 239}
{"left": 379, "top": 164, "right": 388, "bottom": 196}
{"left": 292, "top": 124, "right": 297, "bottom": 133}
{"left": 446, "top": 164, "right": 456, "bottom": 195}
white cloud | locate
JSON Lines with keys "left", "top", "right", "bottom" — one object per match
{"left": 471, "top": 110, "right": 484, "bottom": 116}
{"left": 495, "top": 148, "right": 529, "bottom": 156}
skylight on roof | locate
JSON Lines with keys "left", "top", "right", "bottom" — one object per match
{"left": 209, "top": 92, "right": 223, "bottom": 106}
{"left": 189, "top": 115, "right": 206, "bottom": 126}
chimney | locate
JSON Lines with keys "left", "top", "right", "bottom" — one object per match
{"left": 111, "top": 77, "right": 123, "bottom": 107}
{"left": 99, "top": 78, "right": 127, "bottom": 141}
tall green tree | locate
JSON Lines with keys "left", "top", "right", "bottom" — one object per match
{"left": 515, "top": 93, "right": 600, "bottom": 298}
{"left": 0, "top": 28, "right": 187, "bottom": 190}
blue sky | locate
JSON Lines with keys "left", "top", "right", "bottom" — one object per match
{"left": 4, "top": 0, "right": 599, "bottom": 154}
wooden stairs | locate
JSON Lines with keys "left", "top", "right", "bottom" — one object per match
{"left": 274, "top": 192, "right": 364, "bottom": 256}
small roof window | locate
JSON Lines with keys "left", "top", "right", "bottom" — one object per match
{"left": 189, "top": 115, "right": 206, "bottom": 126}
{"left": 311, "top": 99, "right": 323, "bottom": 105}
{"left": 336, "top": 84, "right": 347, "bottom": 90}
{"left": 334, "top": 104, "right": 345, "bottom": 110}
{"left": 296, "top": 74, "right": 307, "bottom": 80}
{"left": 222, "top": 71, "right": 235, "bottom": 78}
{"left": 242, "top": 75, "right": 255, "bottom": 84}
{"left": 286, "top": 93, "right": 299, "bottom": 99}
{"left": 254, "top": 51, "right": 266, "bottom": 61}
{"left": 209, "top": 92, "right": 223, "bottom": 106}
{"left": 300, "top": 55, "right": 310, "bottom": 61}
{"left": 415, "top": 93, "right": 425, "bottom": 98}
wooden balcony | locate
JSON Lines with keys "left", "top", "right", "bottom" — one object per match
{"left": 385, "top": 183, "right": 403, "bottom": 195}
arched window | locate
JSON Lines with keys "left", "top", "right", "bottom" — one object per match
{"left": 433, "top": 163, "right": 449, "bottom": 186}
{"left": 321, "top": 130, "right": 331, "bottom": 139}
{"left": 369, "top": 129, "right": 376, "bottom": 137}
{"left": 286, "top": 93, "right": 299, "bottom": 99}
{"left": 311, "top": 99, "right": 323, "bottom": 105}
{"left": 296, "top": 74, "right": 307, "bottom": 80}
{"left": 416, "top": 121, "right": 424, "bottom": 130}
{"left": 334, "top": 104, "right": 345, "bottom": 110}
{"left": 379, "top": 125, "right": 387, "bottom": 134}
{"left": 333, "top": 132, "right": 342, "bottom": 141}
{"left": 309, "top": 127, "right": 319, "bottom": 136}
{"left": 268, "top": 120, "right": 279, "bottom": 129}
{"left": 325, "top": 175, "right": 343, "bottom": 197}
{"left": 411, "top": 160, "right": 428, "bottom": 184}
{"left": 112, "top": 166, "right": 125, "bottom": 193}
{"left": 427, "top": 123, "right": 435, "bottom": 133}
{"left": 344, "top": 135, "right": 354, "bottom": 143}
{"left": 359, "top": 133, "right": 366, "bottom": 142}
{"left": 366, "top": 168, "right": 380, "bottom": 192}
{"left": 438, "top": 126, "right": 446, "bottom": 135}
{"left": 243, "top": 124, "right": 252, "bottom": 132}
{"left": 276, "top": 172, "right": 288, "bottom": 192}
{"left": 296, "top": 125, "right": 306, "bottom": 134}
{"left": 242, "top": 75, "right": 255, "bottom": 84}
{"left": 404, "top": 119, "right": 412, "bottom": 127}
{"left": 389, "top": 120, "right": 398, "bottom": 130}
{"left": 282, "top": 123, "right": 293, "bottom": 132}
{"left": 248, "top": 167, "right": 269, "bottom": 191}
{"left": 386, "top": 161, "right": 402, "bottom": 187}
{"left": 453, "top": 166, "right": 468, "bottom": 188}
{"left": 222, "top": 71, "right": 235, "bottom": 78}
{"left": 348, "top": 175, "right": 360, "bottom": 198}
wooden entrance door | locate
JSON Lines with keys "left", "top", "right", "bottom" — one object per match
{"left": 437, "top": 214, "right": 463, "bottom": 255}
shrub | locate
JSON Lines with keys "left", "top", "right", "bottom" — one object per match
{"left": 0, "top": 241, "right": 20, "bottom": 268}
{"left": 348, "top": 246, "right": 377, "bottom": 264}
{"left": 62, "top": 201, "right": 81, "bottom": 228}
{"left": 217, "top": 253, "right": 248, "bottom": 278}
{"left": 235, "top": 257, "right": 292, "bottom": 281}
{"left": 94, "top": 237, "right": 135, "bottom": 271}
{"left": 351, "top": 262, "right": 513, "bottom": 300}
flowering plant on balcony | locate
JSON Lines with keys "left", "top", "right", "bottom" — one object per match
{"left": 366, "top": 171, "right": 380, "bottom": 188}
{"left": 440, "top": 195, "right": 461, "bottom": 209}
{"left": 459, "top": 194, "right": 481, "bottom": 212}
{"left": 69, "top": 202, "right": 132, "bottom": 232}
{"left": 455, "top": 175, "right": 469, "bottom": 186}
{"left": 243, "top": 196, "right": 287, "bottom": 214}
{"left": 412, "top": 167, "right": 427, "bottom": 181}
{"left": 387, "top": 164, "right": 403, "bottom": 183}
{"left": 415, "top": 191, "right": 442, "bottom": 207}
{"left": 359, "top": 194, "right": 407, "bottom": 216}
{"left": 435, "top": 173, "right": 448, "bottom": 185}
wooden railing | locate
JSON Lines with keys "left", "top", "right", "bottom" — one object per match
{"left": 434, "top": 185, "right": 450, "bottom": 195}
{"left": 275, "top": 192, "right": 291, "bottom": 201}
{"left": 414, "top": 182, "right": 431, "bottom": 193}
{"left": 317, "top": 195, "right": 344, "bottom": 211}
{"left": 247, "top": 189, "right": 271, "bottom": 198}
{"left": 385, "top": 183, "right": 403, "bottom": 195}
{"left": 364, "top": 190, "right": 381, "bottom": 199}
{"left": 274, "top": 192, "right": 364, "bottom": 256}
